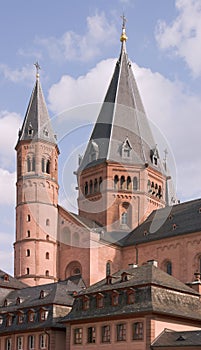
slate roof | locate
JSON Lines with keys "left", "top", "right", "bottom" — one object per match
{"left": 0, "top": 270, "right": 27, "bottom": 290}
{"left": 151, "top": 328, "right": 201, "bottom": 348}
{"left": 0, "top": 276, "right": 85, "bottom": 333}
{"left": 17, "top": 75, "right": 56, "bottom": 145}
{"left": 78, "top": 30, "right": 163, "bottom": 173}
{"left": 65, "top": 263, "right": 201, "bottom": 323}
{"left": 119, "top": 198, "right": 201, "bottom": 247}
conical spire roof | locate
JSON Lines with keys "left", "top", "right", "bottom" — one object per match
{"left": 18, "top": 68, "right": 56, "bottom": 145}
{"left": 79, "top": 23, "right": 162, "bottom": 172}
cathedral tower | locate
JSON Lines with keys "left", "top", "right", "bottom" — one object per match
{"left": 77, "top": 20, "right": 167, "bottom": 232}
{"left": 14, "top": 65, "right": 59, "bottom": 286}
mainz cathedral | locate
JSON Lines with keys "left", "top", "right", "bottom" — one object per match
{"left": 0, "top": 20, "right": 201, "bottom": 350}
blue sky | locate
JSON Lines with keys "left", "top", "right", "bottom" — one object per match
{"left": 0, "top": 0, "right": 201, "bottom": 274}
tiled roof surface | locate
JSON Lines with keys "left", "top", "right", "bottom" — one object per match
{"left": 119, "top": 198, "right": 201, "bottom": 246}
{"left": 151, "top": 328, "right": 201, "bottom": 347}
{"left": 0, "top": 270, "right": 27, "bottom": 290}
{"left": 65, "top": 264, "right": 201, "bottom": 323}
{"left": 0, "top": 276, "right": 85, "bottom": 333}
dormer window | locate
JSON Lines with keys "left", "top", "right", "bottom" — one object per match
{"left": 16, "top": 297, "right": 21, "bottom": 305}
{"left": 7, "top": 314, "right": 13, "bottom": 327}
{"left": 127, "top": 288, "right": 135, "bottom": 304}
{"left": 28, "top": 123, "right": 33, "bottom": 136}
{"left": 18, "top": 311, "right": 24, "bottom": 324}
{"left": 96, "top": 293, "right": 104, "bottom": 308}
{"left": 112, "top": 290, "right": 119, "bottom": 306}
{"left": 150, "top": 146, "right": 159, "bottom": 166}
{"left": 28, "top": 310, "right": 35, "bottom": 323}
{"left": 4, "top": 299, "right": 8, "bottom": 307}
{"left": 122, "top": 138, "right": 132, "bottom": 158}
{"left": 43, "top": 127, "right": 49, "bottom": 137}
{"left": 40, "top": 308, "right": 48, "bottom": 321}
{"left": 121, "top": 272, "right": 129, "bottom": 282}
{"left": 83, "top": 296, "right": 90, "bottom": 311}
{"left": 3, "top": 274, "right": 9, "bottom": 282}
{"left": 39, "top": 290, "right": 48, "bottom": 299}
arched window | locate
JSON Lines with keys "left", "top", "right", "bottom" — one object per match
{"left": 46, "top": 160, "right": 50, "bottom": 174}
{"left": 127, "top": 176, "right": 131, "bottom": 190}
{"left": 120, "top": 176, "right": 125, "bottom": 190}
{"left": 94, "top": 178, "right": 98, "bottom": 192}
{"left": 45, "top": 270, "right": 49, "bottom": 277}
{"left": 84, "top": 182, "right": 88, "bottom": 196}
{"left": 45, "top": 252, "right": 49, "bottom": 260}
{"left": 89, "top": 180, "right": 93, "bottom": 194}
{"left": 114, "top": 175, "right": 119, "bottom": 189}
{"left": 26, "top": 249, "right": 30, "bottom": 257}
{"left": 32, "top": 157, "right": 35, "bottom": 171}
{"left": 26, "top": 268, "right": 30, "bottom": 275}
{"left": 133, "top": 177, "right": 138, "bottom": 190}
{"left": 46, "top": 235, "right": 49, "bottom": 241}
{"left": 121, "top": 212, "right": 128, "bottom": 225}
{"left": 42, "top": 158, "right": 45, "bottom": 173}
{"left": 99, "top": 177, "right": 102, "bottom": 190}
{"left": 166, "top": 261, "right": 172, "bottom": 275}
{"left": 27, "top": 157, "right": 31, "bottom": 172}
{"left": 27, "top": 230, "right": 30, "bottom": 237}
{"left": 27, "top": 214, "right": 31, "bottom": 222}
{"left": 46, "top": 219, "right": 50, "bottom": 226}
{"left": 72, "top": 232, "right": 80, "bottom": 247}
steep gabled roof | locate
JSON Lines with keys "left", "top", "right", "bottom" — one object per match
{"left": 79, "top": 25, "right": 162, "bottom": 172}
{"left": 17, "top": 74, "right": 56, "bottom": 145}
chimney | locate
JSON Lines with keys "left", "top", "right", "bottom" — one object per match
{"left": 128, "top": 263, "right": 138, "bottom": 269}
{"left": 186, "top": 272, "right": 201, "bottom": 296}
{"left": 147, "top": 260, "right": 158, "bottom": 267}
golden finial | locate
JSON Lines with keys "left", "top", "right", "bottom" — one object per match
{"left": 120, "top": 14, "right": 128, "bottom": 42}
{"left": 34, "top": 61, "right": 41, "bottom": 79}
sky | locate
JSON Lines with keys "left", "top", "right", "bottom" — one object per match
{"left": 0, "top": 0, "right": 201, "bottom": 274}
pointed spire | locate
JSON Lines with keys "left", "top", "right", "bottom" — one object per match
{"left": 18, "top": 64, "right": 56, "bottom": 145}
{"left": 79, "top": 20, "right": 161, "bottom": 172}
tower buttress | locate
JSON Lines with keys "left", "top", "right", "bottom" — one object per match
{"left": 14, "top": 68, "right": 59, "bottom": 286}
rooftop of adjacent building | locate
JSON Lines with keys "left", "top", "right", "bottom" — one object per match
{"left": 151, "top": 328, "right": 201, "bottom": 348}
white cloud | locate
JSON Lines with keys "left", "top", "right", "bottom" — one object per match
{"left": 48, "top": 58, "right": 201, "bottom": 202}
{"left": 37, "top": 13, "right": 117, "bottom": 62}
{"left": 0, "top": 64, "right": 35, "bottom": 83}
{"left": 0, "top": 111, "right": 22, "bottom": 168}
{"left": 0, "top": 169, "right": 16, "bottom": 205}
{"left": 155, "top": 0, "right": 201, "bottom": 77}
{"left": 48, "top": 58, "right": 115, "bottom": 114}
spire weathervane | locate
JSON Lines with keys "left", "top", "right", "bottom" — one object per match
{"left": 120, "top": 14, "right": 128, "bottom": 42}
{"left": 34, "top": 61, "right": 41, "bottom": 79}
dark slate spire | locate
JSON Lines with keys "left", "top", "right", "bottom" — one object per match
{"left": 79, "top": 21, "right": 162, "bottom": 172}
{"left": 18, "top": 63, "right": 56, "bottom": 145}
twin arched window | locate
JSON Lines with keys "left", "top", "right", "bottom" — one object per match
{"left": 27, "top": 156, "right": 35, "bottom": 172}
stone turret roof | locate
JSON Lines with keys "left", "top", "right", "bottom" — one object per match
{"left": 17, "top": 75, "right": 56, "bottom": 145}
{"left": 78, "top": 26, "right": 162, "bottom": 173}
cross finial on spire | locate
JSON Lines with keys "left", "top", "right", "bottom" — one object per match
{"left": 121, "top": 13, "right": 127, "bottom": 29}
{"left": 120, "top": 14, "right": 128, "bottom": 42}
{"left": 34, "top": 61, "right": 41, "bottom": 79}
